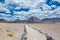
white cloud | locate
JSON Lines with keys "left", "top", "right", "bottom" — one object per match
{"left": 0, "top": 14, "right": 6, "bottom": 16}
{"left": 4, "top": 16, "right": 17, "bottom": 21}
{"left": 0, "top": 0, "right": 60, "bottom": 21}
{"left": 41, "top": 4, "right": 52, "bottom": 11}
{"left": 51, "top": 5, "right": 57, "bottom": 8}
{"left": 13, "top": 11, "right": 32, "bottom": 20}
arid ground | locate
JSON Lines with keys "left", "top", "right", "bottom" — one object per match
{"left": 0, "top": 23, "right": 60, "bottom": 40}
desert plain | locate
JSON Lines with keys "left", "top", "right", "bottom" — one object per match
{"left": 0, "top": 23, "right": 60, "bottom": 40}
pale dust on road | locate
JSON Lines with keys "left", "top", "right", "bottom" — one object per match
{"left": 25, "top": 25, "right": 46, "bottom": 40}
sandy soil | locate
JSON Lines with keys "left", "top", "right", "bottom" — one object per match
{"left": 0, "top": 23, "right": 60, "bottom": 40}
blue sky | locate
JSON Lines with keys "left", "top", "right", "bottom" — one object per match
{"left": 0, "top": 0, "right": 60, "bottom": 21}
